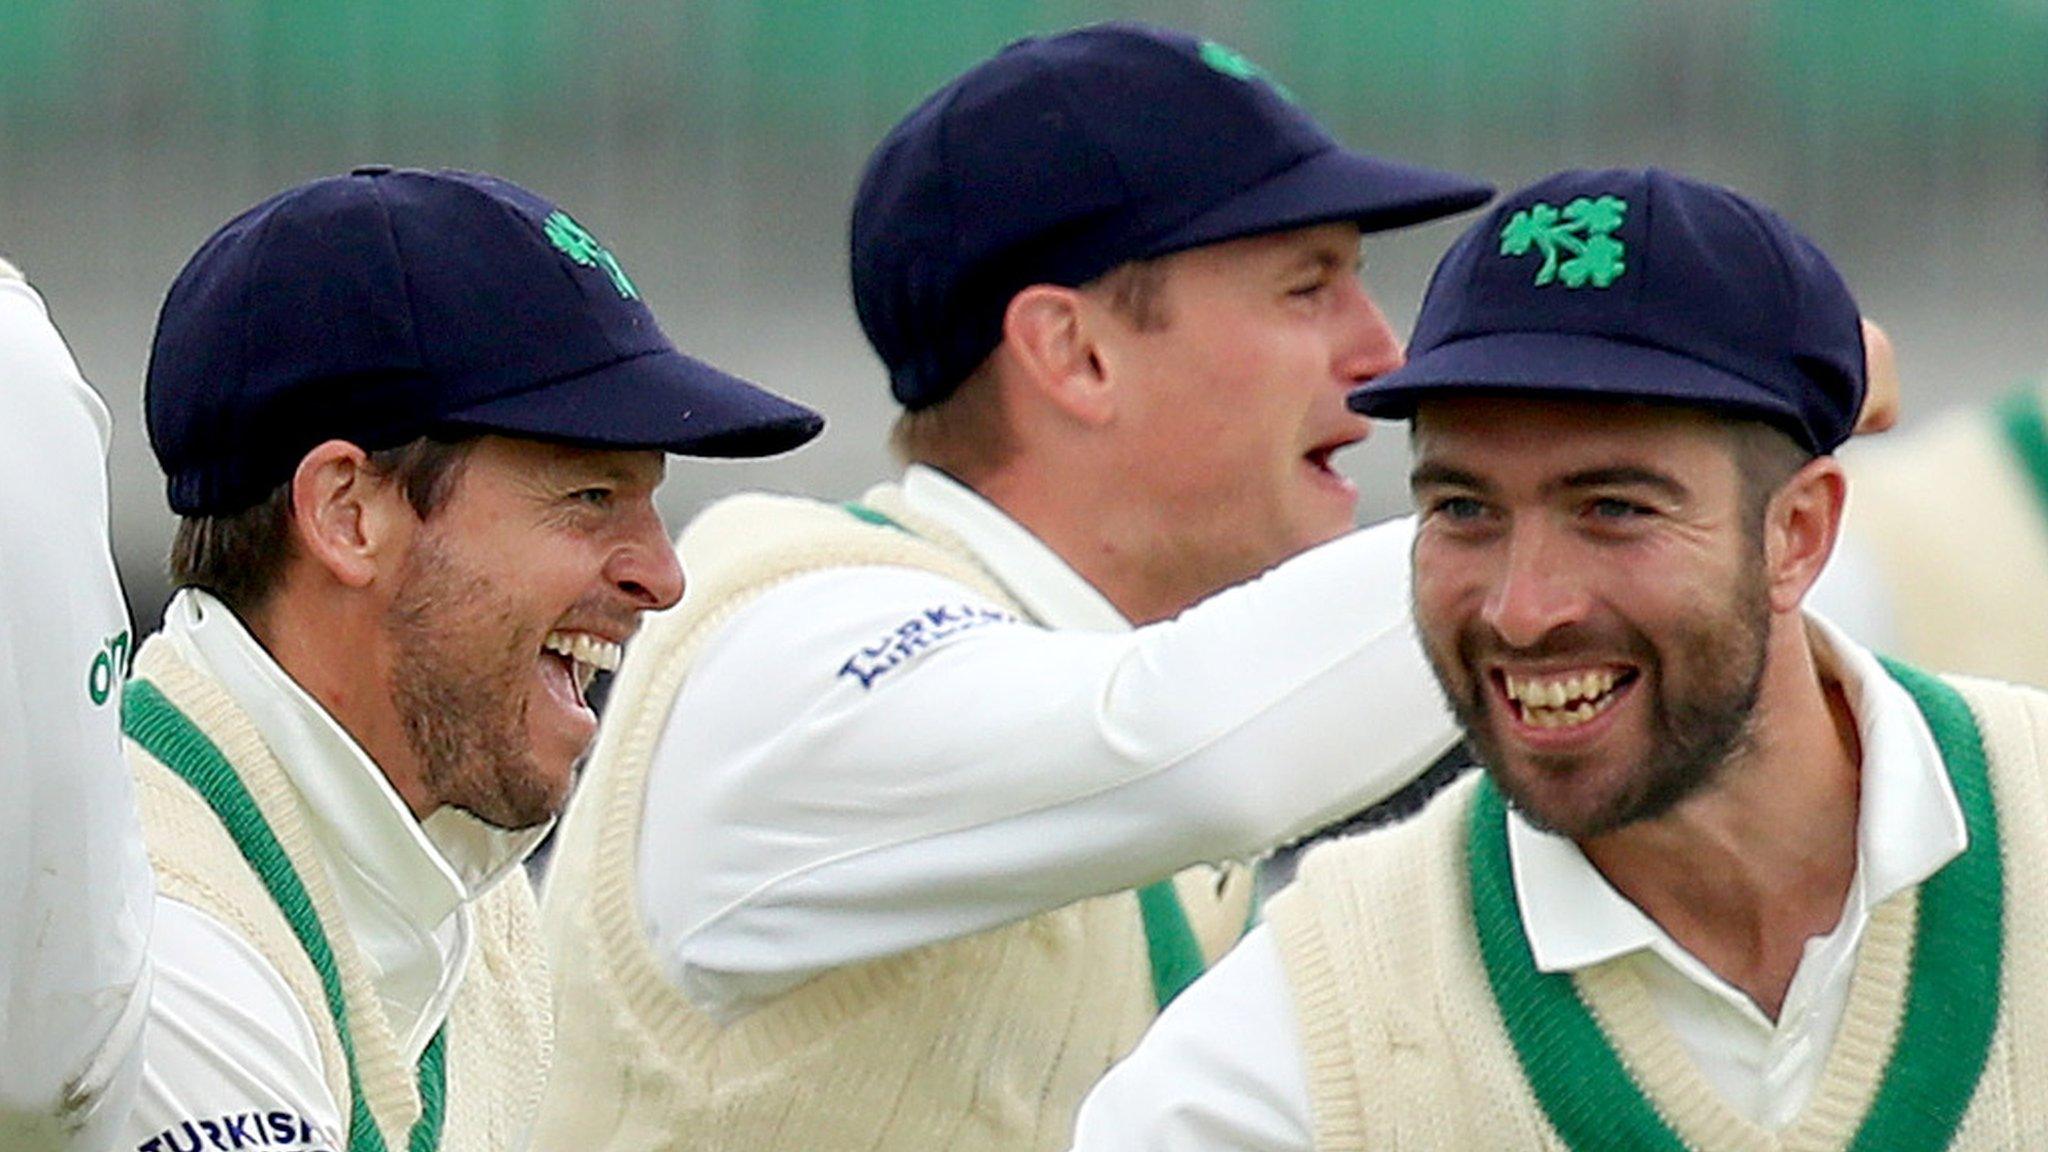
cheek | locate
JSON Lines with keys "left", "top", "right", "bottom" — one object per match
{"left": 533, "top": 537, "right": 615, "bottom": 601}
{"left": 1619, "top": 545, "right": 1741, "bottom": 631}
{"left": 1151, "top": 332, "right": 1297, "bottom": 418}
{"left": 1410, "top": 542, "right": 1470, "bottom": 622}
{"left": 1180, "top": 398, "right": 1310, "bottom": 486}
{"left": 1121, "top": 401, "right": 1250, "bottom": 498}
{"left": 1409, "top": 586, "right": 1464, "bottom": 672}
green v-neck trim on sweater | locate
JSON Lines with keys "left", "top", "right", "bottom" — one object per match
{"left": 124, "top": 678, "right": 449, "bottom": 1152}
{"left": 1465, "top": 657, "right": 2002, "bottom": 1151}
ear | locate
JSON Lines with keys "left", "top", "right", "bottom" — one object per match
{"left": 287, "top": 440, "right": 416, "bottom": 589}
{"left": 1762, "top": 456, "right": 1847, "bottom": 613}
{"left": 999, "top": 284, "right": 1116, "bottom": 425}
{"left": 1853, "top": 318, "right": 1900, "bottom": 436}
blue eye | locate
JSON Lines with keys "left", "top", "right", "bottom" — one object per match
{"left": 1432, "top": 495, "right": 1487, "bottom": 521}
{"left": 572, "top": 487, "right": 614, "bottom": 507}
{"left": 1587, "top": 497, "right": 1651, "bottom": 520}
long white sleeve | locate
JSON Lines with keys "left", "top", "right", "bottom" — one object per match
{"left": 120, "top": 902, "right": 344, "bottom": 1152}
{"left": 1068, "top": 927, "right": 1311, "bottom": 1152}
{"left": 637, "top": 514, "right": 1459, "bottom": 1019}
{"left": 0, "top": 279, "right": 154, "bottom": 1147}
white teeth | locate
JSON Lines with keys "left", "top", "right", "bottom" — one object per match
{"left": 543, "top": 631, "right": 622, "bottom": 671}
{"left": 543, "top": 631, "right": 623, "bottom": 698}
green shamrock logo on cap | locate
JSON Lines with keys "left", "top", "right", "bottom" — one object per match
{"left": 1198, "top": 39, "right": 1295, "bottom": 102}
{"left": 545, "top": 210, "right": 640, "bottom": 300}
{"left": 1499, "top": 195, "right": 1628, "bottom": 288}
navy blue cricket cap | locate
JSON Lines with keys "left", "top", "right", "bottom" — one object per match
{"left": 851, "top": 22, "right": 1495, "bottom": 410}
{"left": 147, "top": 166, "right": 824, "bottom": 516}
{"left": 1349, "top": 167, "right": 1864, "bottom": 455}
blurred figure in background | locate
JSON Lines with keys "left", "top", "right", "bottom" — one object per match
{"left": 538, "top": 21, "right": 1490, "bottom": 1152}
{"left": 1827, "top": 367, "right": 2048, "bottom": 687}
{"left": 0, "top": 255, "right": 154, "bottom": 1150}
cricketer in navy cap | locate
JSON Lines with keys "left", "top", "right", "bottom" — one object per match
{"left": 1065, "top": 172, "right": 2048, "bottom": 1151}
{"left": 100, "top": 168, "right": 826, "bottom": 1148}
{"left": 139, "top": 163, "right": 827, "bottom": 829}
{"left": 1359, "top": 168, "right": 1889, "bottom": 845}
{"left": 528, "top": 22, "right": 1501, "bottom": 1150}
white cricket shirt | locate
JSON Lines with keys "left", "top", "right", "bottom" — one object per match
{"left": 1067, "top": 616, "right": 1967, "bottom": 1150}
{"left": 0, "top": 278, "right": 154, "bottom": 1149}
{"left": 119, "top": 590, "right": 548, "bottom": 1152}
{"left": 636, "top": 464, "right": 1462, "bottom": 1021}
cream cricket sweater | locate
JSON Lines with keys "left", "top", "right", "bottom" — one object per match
{"left": 1846, "top": 382, "right": 2048, "bottom": 687}
{"left": 538, "top": 484, "right": 1245, "bottom": 1151}
{"left": 123, "top": 638, "right": 552, "bottom": 1152}
{"left": 1267, "top": 667, "right": 2048, "bottom": 1152}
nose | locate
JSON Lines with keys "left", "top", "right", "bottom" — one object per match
{"left": 1480, "top": 522, "right": 1590, "bottom": 651}
{"left": 1333, "top": 280, "right": 1405, "bottom": 387}
{"left": 608, "top": 507, "right": 686, "bottom": 612}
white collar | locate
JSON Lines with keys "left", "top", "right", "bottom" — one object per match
{"left": 161, "top": 588, "right": 546, "bottom": 1054}
{"left": 901, "top": 464, "right": 1131, "bottom": 632}
{"left": 1507, "top": 613, "right": 1967, "bottom": 975}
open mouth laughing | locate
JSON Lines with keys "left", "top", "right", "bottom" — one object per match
{"left": 541, "top": 630, "right": 623, "bottom": 707}
{"left": 1497, "top": 665, "right": 1640, "bottom": 730}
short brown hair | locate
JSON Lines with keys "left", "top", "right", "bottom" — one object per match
{"left": 1726, "top": 419, "right": 1815, "bottom": 538}
{"left": 890, "top": 256, "right": 1173, "bottom": 475}
{"left": 169, "top": 436, "right": 475, "bottom": 614}
{"left": 1093, "top": 256, "right": 1172, "bottom": 333}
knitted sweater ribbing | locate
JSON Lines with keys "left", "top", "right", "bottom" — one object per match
{"left": 1267, "top": 672, "right": 2048, "bottom": 1151}
{"left": 125, "top": 637, "right": 553, "bottom": 1152}
{"left": 535, "top": 484, "right": 1245, "bottom": 1151}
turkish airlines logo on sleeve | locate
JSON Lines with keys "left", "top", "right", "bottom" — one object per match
{"left": 838, "top": 603, "right": 1018, "bottom": 689}
{"left": 135, "top": 1110, "right": 340, "bottom": 1152}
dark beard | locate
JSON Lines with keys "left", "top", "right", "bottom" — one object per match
{"left": 1431, "top": 559, "right": 1771, "bottom": 840}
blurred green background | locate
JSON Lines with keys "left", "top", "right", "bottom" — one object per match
{"left": 4, "top": 0, "right": 2045, "bottom": 624}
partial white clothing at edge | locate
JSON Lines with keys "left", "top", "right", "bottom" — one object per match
{"left": 119, "top": 590, "right": 547, "bottom": 1149}
{"left": 1069, "top": 615, "right": 1966, "bottom": 1151}
{"left": 0, "top": 277, "right": 154, "bottom": 1147}
{"left": 638, "top": 464, "right": 1461, "bottom": 1022}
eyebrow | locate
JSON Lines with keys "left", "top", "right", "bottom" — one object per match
{"left": 1408, "top": 462, "right": 1691, "bottom": 502}
{"left": 1281, "top": 240, "right": 1364, "bottom": 279}
{"left": 542, "top": 452, "right": 665, "bottom": 489}
{"left": 1553, "top": 466, "right": 1689, "bottom": 502}
{"left": 1409, "top": 461, "right": 1486, "bottom": 491}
